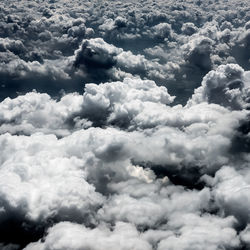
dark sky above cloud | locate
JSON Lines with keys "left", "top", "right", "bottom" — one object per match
{"left": 0, "top": 0, "right": 250, "bottom": 250}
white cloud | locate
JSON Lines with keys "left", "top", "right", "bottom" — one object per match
{"left": 189, "top": 64, "right": 250, "bottom": 110}
{"left": 24, "top": 222, "right": 152, "bottom": 250}
{"left": 0, "top": 132, "right": 104, "bottom": 222}
{"left": 158, "top": 213, "right": 240, "bottom": 250}
{"left": 209, "top": 166, "right": 250, "bottom": 223}
{"left": 1, "top": 0, "right": 250, "bottom": 248}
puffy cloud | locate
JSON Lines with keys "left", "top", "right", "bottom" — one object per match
{"left": 181, "top": 22, "right": 198, "bottom": 36}
{"left": 73, "top": 38, "right": 176, "bottom": 82}
{"left": 1, "top": 0, "right": 250, "bottom": 249}
{"left": 0, "top": 76, "right": 248, "bottom": 182}
{"left": 0, "top": 38, "right": 26, "bottom": 56}
{"left": 1, "top": 95, "right": 245, "bottom": 247}
{"left": 207, "top": 166, "right": 250, "bottom": 224}
{"left": 189, "top": 64, "right": 250, "bottom": 110}
{"left": 0, "top": 77, "right": 175, "bottom": 134}
{"left": 152, "top": 22, "right": 172, "bottom": 41}
{"left": 24, "top": 222, "right": 152, "bottom": 250}
{"left": 74, "top": 38, "right": 120, "bottom": 71}
{"left": 98, "top": 183, "right": 211, "bottom": 228}
{"left": 157, "top": 214, "right": 240, "bottom": 250}
{"left": 0, "top": 132, "right": 104, "bottom": 222}
{"left": 0, "top": 92, "right": 84, "bottom": 136}
{"left": 129, "top": 110, "right": 246, "bottom": 183}
{"left": 0, "top": 0, "right": 249, "bottom": 104}
{"left": 240, "top": 225, "right": 250, "bottom": 247}
{"left": 183, "top": 36, "right": 213, "bottom": 71}
{"left": 80, "top": 77, "right": 174, "bottom": 126}
{"left": 0, "top": 56, "right": 70, "bottom": 80}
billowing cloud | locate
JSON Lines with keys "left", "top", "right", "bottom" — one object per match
{"left": 1, "top": 0, "right": 250, "bottom": 249}
{"left": 207, "top": 166, "right": 250, "bottom": 225}
{"left": 189, "top": 64, "right": 250, "bottom": 110}
{"left": 157, "top": 214, "right": 240, "bottom": 250}
{"left": 24, "top": 222, "right": 152, "bottom": 250}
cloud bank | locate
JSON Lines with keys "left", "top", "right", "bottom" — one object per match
{"left": 0, "top": 0, "right": 250, "bottom": 249}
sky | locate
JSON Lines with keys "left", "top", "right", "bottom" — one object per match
{"left": 0, "top": 0, "right": 250, "bottom": 249}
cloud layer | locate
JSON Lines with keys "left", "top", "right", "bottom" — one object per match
{"left": 0, "top": 0, "right": 250, "bottom": 249}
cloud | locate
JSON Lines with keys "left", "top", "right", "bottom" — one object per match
{"left": 0, "top": 92, "right": 84, "bottom": 136}
{"left": 80, "top": 77, "right": 174, "bottom": 127}
{"left": 0, "top": 0, "right": 249, "bottom": 104}
{"left": 181, "top": 22, "right": 198, "bottom": 36}
{"left": 0, "top": 38, "right": 26, "bottom": 57}
{"left": 1, "top": 0, "right": 250, "bottom": 249}
{"left": 157, "top": 213, "right": 240, "bottom": 250}
{"left": 183, "top": 36, "right": 213, "bottom": 71}
{"left": 98, "top": 183, "right": 211, "bottom": 228}
{"left": 24, "top": 222, "right": 152, "bottom": 250}
{"left": 240, "top": 225, "right": 250, "bottom": 247}
{"left": 207, "top": 166, "right": 250, "bottom": 225}
{"left": 0, "top": 244, "right": 20, "bottom": 250}
{"left": 0, "top": 75, "right": 248, "bottom": 185}
{"left": 0, "top": 132, "right": 104, "bottom": 223}
{"left": 189, "top": 64, "right": 250, "bottom": 110}
{"left": 73, "top": 38, "right": 176, "bottom": 82}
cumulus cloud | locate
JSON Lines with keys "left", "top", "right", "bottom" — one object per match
{"left": 0, "top": 0, "right": 249, "bottom": 103}
{"left": 24, "top": 222, "right": 152, "bottom": 250}
{"left": 1, "top": 0, "right": 250, "bottom": 249}
{"left": 157, "top": 214, "right": 240, "bottom": 250}
{"left": 206, "top": 166, "right": 250, "bottom": 225}
{"left": 183, "top": 36, "right": 213, "bottom": 71}
{"left": 73, "top": 38, "right": 176, "bottom": 83}
{"left": 240, "top": 225, "right": 250, "bottom": 247}
{"left": 189, "top": 64, "right": 250, "bottom": 110}
{"left": 0, "top": 91, "right": 84, "bottom": 136}
{"left": 98, "top": 184, "right": 211, "bottom": 228}
{"left": 0, "top": 132, "right": 104, "bottom": 223}
{"left": 0, "top": 75, "right": 248, "bottom": 248}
